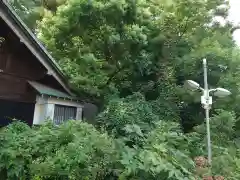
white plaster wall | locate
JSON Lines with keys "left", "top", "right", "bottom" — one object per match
{"left": 76, "top": 107, "right": 82, "bottom": 120}
{"left": 33, "top": 96, "right": 48, "bottom": 125}
{"left": 33, "top": 103, "right": 45, "bottom": 124}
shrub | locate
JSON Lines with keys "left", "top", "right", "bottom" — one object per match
{"left": 0, "top": 121, "right": 117, "bottom": 179}
{"left": 0, "top": 120, "right": 198, "bottom": 180}
{"left": 117, "top": 121, "right": 196, "bottom": 180}
{"left": 97, "top": 93, "right": 159, "bottom": 136}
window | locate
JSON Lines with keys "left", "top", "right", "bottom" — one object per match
{"left": 53, "top": 105, "right": 77, "bottom": 125}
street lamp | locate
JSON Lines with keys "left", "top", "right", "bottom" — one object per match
{"left": 185, "top": 58, "right": 231, "bottom": 166}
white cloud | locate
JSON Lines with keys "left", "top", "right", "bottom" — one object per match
{"left": 229, "top": 0, "right": 240, "bottom": 45}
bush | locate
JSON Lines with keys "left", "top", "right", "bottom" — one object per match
{"left": 0, "top": 120, "right": 198, "bottom": 180}
{"left": 0, "top": 121, "right": 117, "bottom": 180}
{"left": 2, "top": 109, "right": 237, "bottom": 179}
{"left": 187, "top": 110, "right": 240, "bottom": 179}
{"left": 194, "top": 109, "right": 236, "bottom": 148}
{"left": 97, "top": 93, "right": 159, "bottom": 137}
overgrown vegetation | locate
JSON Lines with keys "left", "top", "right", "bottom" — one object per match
{"left": 2, "top": 0, "right": 240, "bottom": 179}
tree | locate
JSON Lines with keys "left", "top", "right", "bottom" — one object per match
{"left": 36, "top": 0, "right": 240, "bottom": 130}
{"left": 7, "top": 0, "right": 43, "bottom": 29}
{"left": 7, "top": 0, "right": 66, "bottom": 30}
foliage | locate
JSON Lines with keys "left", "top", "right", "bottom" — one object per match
{"left": 35, "top": 0, "right": 240, "bottom": 131}
{"left": 36, "top": 0, "right": 180, "bottom": 99}
{"left": 7, "top": 0, "right": 66, "bottom": 30}
{"left": 137, "top": 121, "right": 195, "bottom": 179}
{"left": 0, "top": 121, "right": 198, "bottom": 180}
{"left": 9, "top": 0, "right": 237, "bottom": 127}
{"left": 97, "top": 92, "right": 180, "bottom": 148}
{"left": 0, "top": 121, "right": 117, "bottom": 179}
{"left": 117, "top": 122, "right": 196, "bottom": 180}
{"left": 189, "top": 110, "right": 240, "bottom": 178}
{"left": 195, "top": 110, "right": 237, "bottom": 147}
{"left": 7, "top": 0, "right": 43, "bottom": 29}
{"left": 97, "top": 93, "right": 158, "bottom": 135}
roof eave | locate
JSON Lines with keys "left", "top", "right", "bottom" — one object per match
{"left": 0, "top": 0, "right": 74, "bottom": 96}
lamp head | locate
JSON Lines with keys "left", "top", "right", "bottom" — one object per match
{"left": 184, "top": 80, "right": 200, "bottom": 91}
{"left": 213, "top": 88, "right": 231, "bottom": 97}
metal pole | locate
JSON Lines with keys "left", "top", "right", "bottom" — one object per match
{"left": 203, "top": 58, "right": 212, "bottom": 166}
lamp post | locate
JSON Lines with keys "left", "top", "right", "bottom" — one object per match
{"left": 185, "top": 58, "right": 231, "bottom": 166}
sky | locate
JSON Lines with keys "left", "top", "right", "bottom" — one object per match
{"left": 229, "top": 0, "right": 240, "bottom": 45}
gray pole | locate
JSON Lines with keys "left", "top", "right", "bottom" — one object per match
{"left": 203, "top": 58, "right": 212, "bottom": 166}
